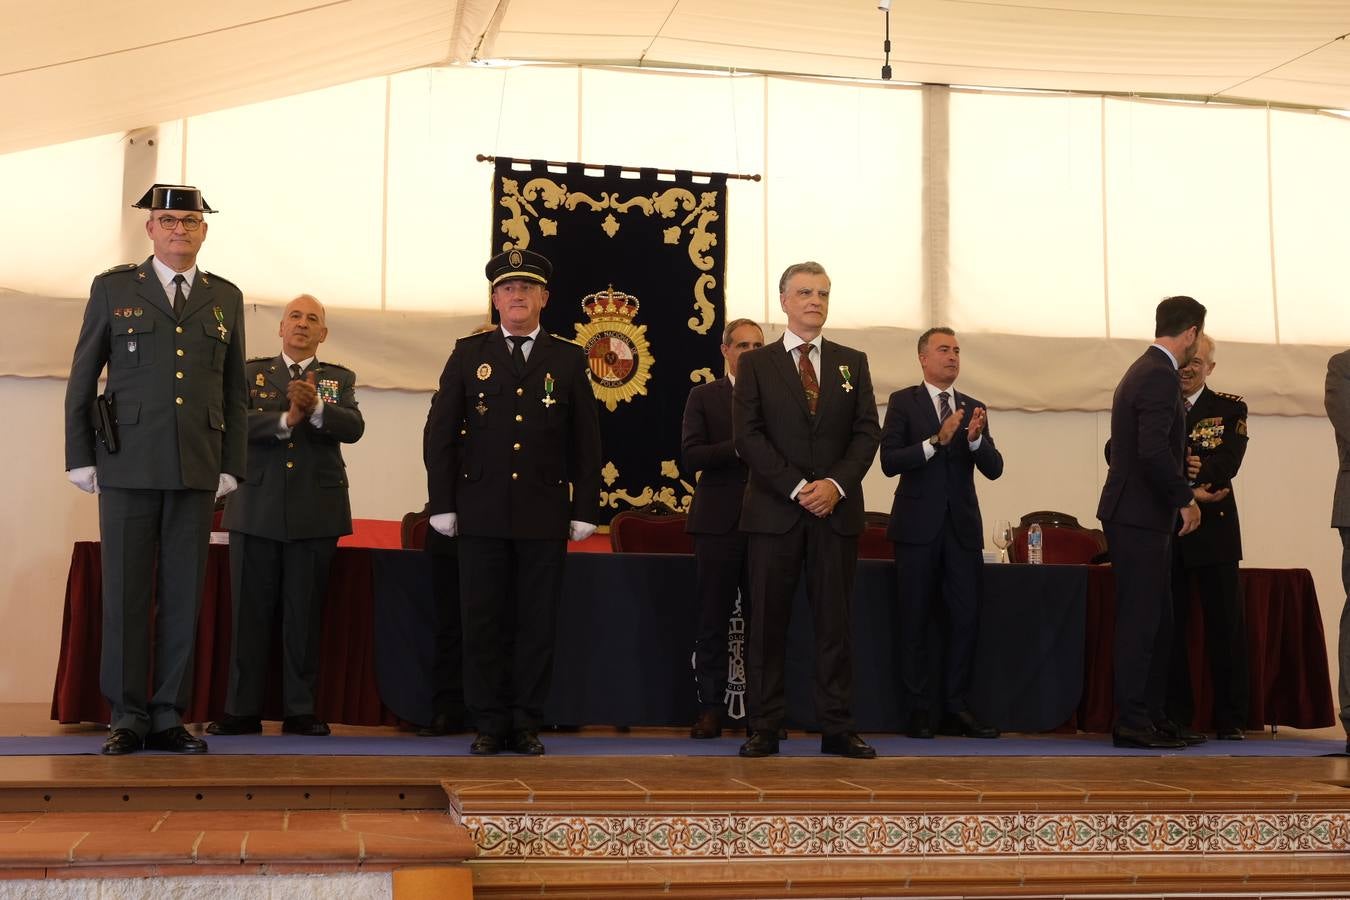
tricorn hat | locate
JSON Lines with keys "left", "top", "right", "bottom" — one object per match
{"left": 132, "top": 184, "right": 216, "bottom": 213}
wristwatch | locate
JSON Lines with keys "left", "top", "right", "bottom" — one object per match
{"left": 928, "top": 434, "right": 941, "bottom": 447}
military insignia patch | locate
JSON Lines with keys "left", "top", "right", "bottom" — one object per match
{"left": 1236, "top": 418, "right": 1247, "bottom": 436}
{"left": 477, "top": 363, "right": 493, "bottom": 381}
{"left": 318, "top": 379, "right": 340, "bottom": 404}
{"left": 575, "top": 285, "right": 653, "bottom": 412}
{"left": 256, "top": 373, "right": 266, "bottom": 387}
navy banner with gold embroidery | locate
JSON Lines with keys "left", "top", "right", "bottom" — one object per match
{"left": 491, "top": 159, "right": 728, "bottom": 525}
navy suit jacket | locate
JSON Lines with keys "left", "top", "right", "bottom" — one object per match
{"left": 1097, "top": 346, "right": 1193, "bottom": 532}
{"left": 681, "top": 377, "right": 748, "bottom": 535}
{"left": 879, "top": 384, "right": 1003, "bottom": 549}
{"left": 733, "top": 336, "right": 880, "bottom": 536}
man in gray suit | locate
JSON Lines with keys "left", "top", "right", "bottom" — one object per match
{"left": 64, "top": 184, "right": 247, "bottom": 755}
{"left": 1326, "top": 349, "right": 1350, "bottom": 753}
{"left": 208, "top": 294, "right": 365, "bottom": 738}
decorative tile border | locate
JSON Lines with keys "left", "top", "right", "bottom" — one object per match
{"left": 463, "top": 811, "right": 1350, "bottom": 858}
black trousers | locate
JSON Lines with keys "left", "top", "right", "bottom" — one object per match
{"left": 458, "top": 535, "right": 566, "bottom": 737}
{"left": 1167, "top": 557, "right": 1248, "bottom": 730}
{"left": 226, "top": 531, "right": 337, "bottom": 718}
{"left": 691, "top": 531, "right": 751, "bottom": 712}
{"left": 98, "top": 486, "right": 214, "bottom": 736}
{"left": 1104, "top": 521, "right": 1174, "bottom": 731}
{"left": 423, "top": 528, "right": 464, "bottom": 725}
{"left": 893, "top": 513, "right": 982, "bottom": 716}
{"left": 746, "top": 516, "right": 858, "bottom": 736}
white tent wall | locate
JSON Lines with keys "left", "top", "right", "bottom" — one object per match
{"left": 0, "top": 64, "right": 1346, "bottom": 714}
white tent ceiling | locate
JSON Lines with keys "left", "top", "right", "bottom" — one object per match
{"left": 4, "top": 1, "right": 1349, "bottom": 156}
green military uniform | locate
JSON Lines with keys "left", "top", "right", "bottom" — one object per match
{"left": 220, "top": 356, "right": 364, "bottom": 719}
{"left": 64, "top": 256, "right": 247, "bottom": 738}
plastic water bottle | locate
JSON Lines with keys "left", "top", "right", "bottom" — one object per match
{"left": 1027, "top": 523, "right": 1043, "bottom": 565}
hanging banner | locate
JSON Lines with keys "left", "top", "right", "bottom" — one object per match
{"left": 490, "top": 159, "right": 729, "bottom": 525}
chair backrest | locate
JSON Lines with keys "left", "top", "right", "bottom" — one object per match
{"left": 1009, "top": 511, "right": 1108, "bottom": 564}
{"left": 401, "top": 505, "right": 430, "bottom": 550}
{"left": 609, "top": 507, "right": 694, "bottom": 554}
{"left": 857, "top": 511, "right": 893, "bottom": 561}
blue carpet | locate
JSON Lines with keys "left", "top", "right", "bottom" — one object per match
{"left": 0, "top": 733, "right": 1342, "bottom": 757}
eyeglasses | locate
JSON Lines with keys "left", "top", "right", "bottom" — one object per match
{"left": 155, "top": 215, "right": 204, "bottom": 232}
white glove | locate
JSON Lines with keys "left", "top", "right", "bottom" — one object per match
{"left": 215, "top": 473, "right": 238, "bottom": 500}
{"left": 430, "top": 512, "right": 458, "bottom": 537}
{"left": 568, "top": 520, "right": 597, "bottom": 542}
{"left": 67, "top": 466, "right": 99, "bottom": 494}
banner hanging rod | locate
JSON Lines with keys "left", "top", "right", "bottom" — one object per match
{"left": 477, "top": 154, "right": 761, "bottom": 182}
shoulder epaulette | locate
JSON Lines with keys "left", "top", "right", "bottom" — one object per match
{"left": 199, "top": 270, "right": 238, "bottom": 289}
{"left": 319, "top": 361, "right": 352, "bottom": 373}
{"left": 246, "top": 356, "right": 273, "bottom": 364}
{"left": 1215, "top": 390, "right": 1245, "bottom": 403}
{"left": 98, "top": 263, "right": 139, "bottom": 276}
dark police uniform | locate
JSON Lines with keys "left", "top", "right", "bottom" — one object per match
{"left": 1168, "top": 386, "right": 1249, "bottom": 733}
{"left": 220, "top": 356, "right": 365, "bottom": 721}
{"left": 425, "top": 322, "right": 602, "bottom": 742}
{"left": 64, "top": 256, "right": 247, "bottom": 739}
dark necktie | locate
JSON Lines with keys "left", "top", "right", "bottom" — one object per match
{"left": 798, "top": 344, "right": 819, "bottom": 414}
{"left": 508, "top": 335, "right": 529, "bottom": 376}
{"left": 938, "top": 390, "right": 953, "bottom": 422}
{"left": 1184, "top": 398, "right": 1193, "bottom": 412}
{"left": 290, "top": 363, "right": 302, "bottom": 380}
{"left": 171, "top": 274, "right": 186, "bottom": 318}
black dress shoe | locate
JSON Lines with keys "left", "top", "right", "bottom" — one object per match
{"left": 416, "top": 713, "right": 465, "bottom": 737}
{"left": 146, "top": 726, "right": 209, "bottom": 754}
{"left": 470, "top": 733, "right": 503, "bottom": 755}
{"left": 1154, "top": 719, "right": 1207, "bottom": 745}
{"left": 101, "top": 728, "right": 142, "bottom": 756}
{"left": 690, "top": 708, "right": 722, "bottom": 739}
{"left": 1215, "top": 727, "right": 1245, "bottom": 741}
{"left": 205, "top": 714, "right": 262, "bottom": 736}
{"left": 906, "top": 711, "right": 934, "bottom": 740}
{"left": 1112, "top": 724, "right": 1185, "bottom": 749}
{"left": 510, "top": 730, "right": 546, "bottom": 755}
{"left": 941, "top": 710, "right": 1000, "bottom": 739}
{"left": 820, "top": 732, "right": 877, "bottom": 759}
{"left": 739, "top": 730, "right": 780, "bottom": 757}
{"left": 282, "top": 714, "right": 331, "bottom": 736}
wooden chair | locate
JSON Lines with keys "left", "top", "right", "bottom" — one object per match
{"left": 609, "top": 506, "right": 694, "bottom": 554}
{"left": 400, "top": 504, "right": 430, "bottom": 550}
{"left": 1008, "top": 510, "right": 1108, "bottom": 564}
{"left": 857, "top": 511, "right": 893, "bottom": 561}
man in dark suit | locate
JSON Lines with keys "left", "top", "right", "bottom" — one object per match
{"left": 1325, "top": 349, "right": 1350, "bottom": 753}
{"left": 64, "top": 184, "right": 247, "bottom": 755}
{"left": 1168, "top": 334, "right": 1248, "bottom": 740}
{"left": 425, "top": 249, "right": 602, "bottom": 756}
{"left": 682, "top": 317, "right": 764, "bottom": 739}
{"left": 734, "top": 261, "right": 881, "bottom": 759}
{"left": 880, "top": 327, "right": 1003, "bottom": 740}
{"left": 1098, "top": 295, "right": 1205, "bottom": 750}
{"left": 208, "top": 294, "right": 365, "bottom": 738}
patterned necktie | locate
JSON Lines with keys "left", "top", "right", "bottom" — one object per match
{"left": 938, "top": 390, "right": 953, "bottom": 422}
{"left": 798, "top": 344, "right": 819, "bottom": 414}
{"left": 1184, "top": 398, "right": 1192, "bottom": 412}
{"left": 290, "top": 363, "right": 302, "bottom": 380}
{"left": 171, "top": 274, "right": 186, "bottom": 318}
{"left": 508, "top": 335, "right": 529, "bottom": 376}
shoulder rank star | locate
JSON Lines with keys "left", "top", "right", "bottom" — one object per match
{"left": 838, "top": 364, "right": 854, "bottom": 392}
{"left": 213, "top": 306, "right": 228, "bottom": 340}
{"left": 541, "top": 373, "right": 557, "bottom": 407}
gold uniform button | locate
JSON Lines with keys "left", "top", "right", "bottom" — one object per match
{"left": 511, "top": 472, "right": 518, "bottom": 480}
{"left": 516, "top": 388, "right": 524, "bottom": 397}
{"left": 175, "top": 371, "right": 183, "bottom": 379}
{"left": 176, "top": 349, "right": 184, "bottom": 357}
{"left": 459, "top": 428, "right": 467, "bottom": 436}
{"left": 513, "top": 443, "right": 521, "bottom": 451}
{"left": 286, "top": 461, "right": 294, "bottom": 469}
{"left": 126, "top": 327, "right": 133, "bottom": 334}
{"left": 174, "top": 397, "right": 183, "bottom": 405}
{"left": 514, "top": 414, "right": 523, "bottom": 422}
{"left": 175, "top": 326, "right": 184, "bottom": 334}
{"left": 287, "top": 442, "right": 295, "bottom": 449}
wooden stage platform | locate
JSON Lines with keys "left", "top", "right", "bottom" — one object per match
{"left": 3, "top": 706, "right": 1350, "bottom": 898}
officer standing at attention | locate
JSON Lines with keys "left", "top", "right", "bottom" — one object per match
{"left": 424, "top": 249, "right": 602, "bottom": 756}
{"left": 64, "top": 184, "right": 247, "bottom": 756}
{"left": 208, "top": 294, "right": 365, "bottom": 738}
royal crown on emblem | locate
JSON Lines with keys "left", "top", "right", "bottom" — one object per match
{"left": 581, "top": 285, "right": 641, "bottom": 323}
